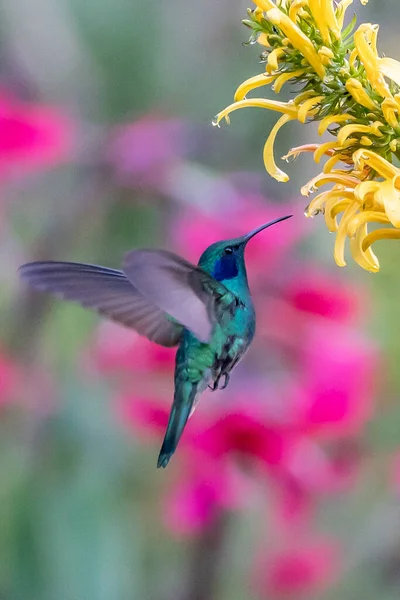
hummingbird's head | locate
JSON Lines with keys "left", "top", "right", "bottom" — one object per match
{"left": 198, "top": 215, "right": 292, "bottom": 281}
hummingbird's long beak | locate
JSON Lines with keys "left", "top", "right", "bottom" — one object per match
{"left": 244, "top": 214, "right": 293, "bottom": 244}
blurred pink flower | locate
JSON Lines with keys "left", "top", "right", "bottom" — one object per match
{"left": 93, "top": 322, "right": 175, "bottom": 374}
{"left": 118, "top": 393, "right": 291, "bottom": 468}
{"left": 171, "top": 197, "right": 307, "bottom": 276}
{"left": 0, "top": 350, "right": 18, "bottom": 407}
{"left": 0, "top": 89, "right": 74, "bottom": 178}
{"left": 255, "top": 537, "right": 340, "bottom": 598}
{"left": 117, "top": 394, "right": 169, "bottom": 440}
{"left": 293, "top": 324, "right": 377, "bottom": 438}
{"left": 108, "top": 114, "right": 185, "bottom": 188}
{"left": 164, "top": 460, "right": 249, "bottom": 535}
{"left": 257, "top": 265, "right": 364, "bottom": 353}
{"left": 283, "top": 267, "right": 361, "bottom": 323}
{"left": 119, "top": 322, "right": 375, "bottom": 529}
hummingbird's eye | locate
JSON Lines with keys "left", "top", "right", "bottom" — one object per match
{"left": 224, "top": 246, "right": 234, "bottom": 255}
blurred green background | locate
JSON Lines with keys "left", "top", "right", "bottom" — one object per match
{"left": 2, "top": 1, "right": 400, "bottom": 599}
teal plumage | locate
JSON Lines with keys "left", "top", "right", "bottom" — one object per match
{"left": 19, "top": 215, "right": 292, "bottom": 468}
{"left": 157, "top": 222, "right": 287, "bottom": 468}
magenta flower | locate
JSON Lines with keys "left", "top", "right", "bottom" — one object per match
{"left": 0, "top": 89, "right": 75, "bottom": 178}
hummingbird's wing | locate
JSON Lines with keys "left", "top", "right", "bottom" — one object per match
{"left": 123, "top": 249, "right": 237, "bottom": 344}
{"left": 19, "top": 261, "right": 183, "bottom": 347}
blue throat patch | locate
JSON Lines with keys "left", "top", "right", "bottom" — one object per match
{"left": 212, "top": 254, "right": 238, "bottom": 281}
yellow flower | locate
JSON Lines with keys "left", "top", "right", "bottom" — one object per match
{"left": 214, "top": 0, "right": 400, "bottom": 271}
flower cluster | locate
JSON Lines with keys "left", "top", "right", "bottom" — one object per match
{"left": 214, "top": 0, "right": 400, "bottom": 271}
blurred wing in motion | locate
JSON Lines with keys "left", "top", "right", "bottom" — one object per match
{"left": 19, "top": 261, "right": 183, "bottom": 347}
{"left": 123, "top": 249, "right": 236, "bottom": 344}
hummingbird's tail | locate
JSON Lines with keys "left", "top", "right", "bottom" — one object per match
{"left": 157, "top": 381, "right": 198, "bottom": 468}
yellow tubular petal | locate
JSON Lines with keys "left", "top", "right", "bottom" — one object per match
{"left": 308, "top": 189, "right": 354, "bottom": 219}
{"left": 313, "top": 141, "right": 339, "bottom": 164}
{"left": 345, "top": 78, "right": 377, "bottom": 110}
{"left": 337, "top": 123, "right": 382, "bottom": 146}
{"left": 267, "top": 48, "right": 286, "bottom": 72}
{"left": 377, "top": 177, "right": 400, "bottom": 227}
{"left": 318, "top": 113, "right": 355, "bottom": 136}
{"left": 324, "top": 196, "right": 351, "bottom": 232}
{"left": 362, "top": 227, "right": 400, "bottom": 252}
{"left": 323, "top": 154, "right": 343, "bottom": 173}
{"left": 354, "top": 24, "right": 392, "bottom": 99}
{"left": 297, "top": 95, "right": 324, "bottom": 123}
{"left": 347, "top": 210, "right": 390, "bottom": 237}
{"left": 266, "top": 8, "right": 326, "bottom": 80}
{"left": 349, "top": 48, "right": 358, "bottom": 69}
{"left": 353, "top": 180, "right": 381, "bottom": 203}
{"left": 382, "top": 98, "right": 399, "bottom": 129}
{"left": 282, "top": 143, "right": 328, "bottom": 161}
{"left": 294, "top": 90, "right": 318, "bottom": 105}
{"left": 321, "top": 0, "right": 341, "bottom": 39}
{"left": 336, "top": 0, "right": 353, "bottom": 31}
{"left": 234, "top": 74, "right": 276, "bottom": 101}
{"left": 305, "top": 191, "right": 330, "bottom": 216}
{"left": 350, "top": 223, "right": 380, "bottom": 271}
{"left": 360, "top": 136, "right": 373, "bottom": 146}
{"left": 309, "top": 0, "right": 331, "bottom": 44}
{"left": 272, "top": 69, "right": 306, "bottom": 93}
{"left": 257, "top": 33, "right": 270, "bottom": 47}
{"left": 213, "top": 98, "right": 298, "bottom": 127}
{"left": 263, "top": 114, "right": 294, "bottom": 182}
{"left": 334, "top": 204, "right": 360, "bottom": 267}
{"left": 378, "top": 57, "right": 400, "bottom": 87}
{"left": 318, "top": 46, "right": 335, "bottom": 66}
{"left": 289, "top": 0, "right": 308, "bottom": 22}
{"left": 253, "top": 0, "right": 276, "bottom": 10}
{"left": 353, "top": 149, "right": 399, "bottom": 179}
{"left": 301, "top": 173, "right": 360, "bottom": 196}
{"left": 362, "top": 228, "right": 400, "bottom": 251}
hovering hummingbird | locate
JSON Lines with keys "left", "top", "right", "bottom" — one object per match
{"left": 19, "top": 214, "right": 292, "bottom": 467}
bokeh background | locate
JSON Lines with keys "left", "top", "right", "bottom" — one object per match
{"left": 2, "top": 1, "right": 400, "bottom": 599}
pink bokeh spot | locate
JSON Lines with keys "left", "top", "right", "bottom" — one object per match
{"left": 192, "top": 411, "right": 290, "bottom": 467}
{"left": 117, "top": 394, "right": 170, "bottom": 439}
{"left": 0, "top": 89, "right": 75, "bottom": 177}
{"left": 284, "top": 268, "right": 361, "bottom": 322}
{"left": 294, "top": 324, "right": 377, "bottom": 438}
{"left": 108, "top": 114, "right": 185, "bottom": 188}
{"left": 164, "top": 460, "right": 247, "bottom": 535}
{"left": 0, "top": 350, "right": 18, "bottom": 407}
{"left": 256, "top": 537, "right": 340, "bottom": 597}
{"left": 93, "top": 322, "right": 176, "bottom": 374}
{"left": 170, "top": 197, "right": 307, "bottom": 272}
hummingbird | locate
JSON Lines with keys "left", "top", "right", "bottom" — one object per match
{"left": 19, "top": 214, "right": 292, "bottom": 467}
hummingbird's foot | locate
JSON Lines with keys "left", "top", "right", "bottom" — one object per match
{"left": 208, "top": 379, "right": 219, "bottom": 392}
{"left": 220, "top": 373, "right": 230, "bottom": 390}
{"left": 208, "top": 372, "right": 230, "bottom": 391}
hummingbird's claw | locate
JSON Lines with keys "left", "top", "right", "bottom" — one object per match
{"left": 208, "top": 372, "right": 230, "bottom": 391}
{"left": 220, "top": 373, "right": 230, "bottom": 390}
